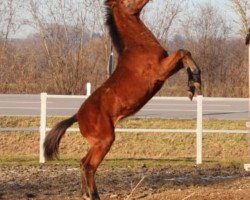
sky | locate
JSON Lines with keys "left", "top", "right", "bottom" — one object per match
{"left": 13, "top": 0, "right": 239, "bottom": 39}
{"left": 204, "top": 0, "right": 227, "bottom": 6}
{"left": 191, "top": 0, "right": 236, "bottom": 18}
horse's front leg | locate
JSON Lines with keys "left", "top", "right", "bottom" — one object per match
{"left": 160, "top": 49, "right": 202, "bottom": 100}
{"left": 182, "top": 52, "right": 202, "bottom": 99}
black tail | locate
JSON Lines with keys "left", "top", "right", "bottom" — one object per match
{"left": 44, "top": 115, "right": 77, "bottom": 160}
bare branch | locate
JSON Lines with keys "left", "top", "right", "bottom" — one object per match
{"left": 228, "top": 0, "right": 250, "bottom": 37}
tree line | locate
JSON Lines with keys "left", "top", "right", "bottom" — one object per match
{"left": 0, "top": 0, "right": 249, "bottom": 97}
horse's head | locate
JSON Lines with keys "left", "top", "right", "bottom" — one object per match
{"left": 106, "top": 0, "right": 149, "bottom": 14}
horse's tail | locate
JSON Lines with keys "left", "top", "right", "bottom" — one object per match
{"left": 44, "top": 114, "right": 77, "bottom": 160}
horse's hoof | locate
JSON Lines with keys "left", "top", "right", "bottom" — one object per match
{"left": 82, "top": 194, "right": 90, "bottom": 200}
{"left": 188, "top": 91, "right": 194, "bottom": 101}
{"left": 187, "top": 85, "right": 195, "bottom": 101}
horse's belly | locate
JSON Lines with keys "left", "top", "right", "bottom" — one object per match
{"left": 114, "top": 79, "right": 164, "bottom": 118}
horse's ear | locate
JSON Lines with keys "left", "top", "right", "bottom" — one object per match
{"left": 105, "top": 0, "right": 117, "bottom": 8}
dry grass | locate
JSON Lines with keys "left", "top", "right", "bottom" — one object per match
{"left": 0, "top": 117, "right": 249, "bottom": 166}
{"left": 0, "top": 116, "right": 247, "bottom": 129}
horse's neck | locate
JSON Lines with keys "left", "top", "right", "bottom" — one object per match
{"left": 113, "top": 8, "right": 160, "bottom": 50}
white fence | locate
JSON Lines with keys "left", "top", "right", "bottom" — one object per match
{"left": 1, "top": 93, "right": 249, "bottom": 164}
{"left": 38, "top": 94, "right": 204, "bottom": 164}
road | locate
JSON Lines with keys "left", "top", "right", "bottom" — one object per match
{"left": 0, "top": 94, "right": 248, "bottom": 119}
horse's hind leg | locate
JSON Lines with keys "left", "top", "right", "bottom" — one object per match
{"left": 80, "top": 155, "right": 90, "bottom": 199}
{"left": 79, "top": 118, "right": 115, "bottom": 200}
{"left": 80, "top": 135, "right": 115, "bottom": 200}
{"left": 79, "top": 149, "right": 100, "bottom": 200}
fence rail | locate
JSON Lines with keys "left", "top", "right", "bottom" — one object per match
{"left": 1, "top": 93, "right": 249, "bottom": 164}
{"left": 1, "top": 128, "right": 248, "bottom": 134}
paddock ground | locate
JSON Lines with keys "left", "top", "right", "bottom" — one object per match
{"left": 1, "top": 117, "right": 250, "bottom": 199}
{"left": 1, "top": 165, "right": 250, "bottom": 200}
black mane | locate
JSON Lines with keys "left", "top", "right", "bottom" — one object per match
{"left": 105, "top": 7, "right": 124, "bottom": 55}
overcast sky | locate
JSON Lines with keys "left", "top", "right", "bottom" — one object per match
{"left": 13, "top": 0, "right": 238, "bottom": 39}
{"left": 192, "top": 0, "right": 235, "bottom": 18}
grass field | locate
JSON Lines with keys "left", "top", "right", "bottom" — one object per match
{"left": 0, "top": 116, "right": 249, "bottom": 167}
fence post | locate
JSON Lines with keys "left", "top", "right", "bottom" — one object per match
{"left": 196, "top": 95, "right": 203, "bottom": 165}
{"left": 86, "top": 82, "right": 91, "bottom": 96}
{"left": 248, "top": 42, "right": 250, "bottom": 117}
{"left": 245, "top": 122, "right": 250, "bottom": 171}
{"left": 39, "top": 93, "right": 47, "bottom": 163}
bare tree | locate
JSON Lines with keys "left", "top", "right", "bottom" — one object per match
{"left": 142, "top": 0, "right": 188, "bottom": 47}
{"left": 0, "top": 0, "right": 23, "bottom": 90}
{"left": 181, "top": 3, "right": 235, "bottom": 96}
{"left": 28, "top": 0, "right": 108, "bottom": 94}
{"left": 1, "top": 0, "right": 248, "bottom": 97}
{"left": 229, "top": 0, "right": 250, "bottom": 37}
{"left": 228, "top": 0, "right": 249, "bottom": 98}
{"left": 0, "top": 0, "right": 17, "bottom": 50}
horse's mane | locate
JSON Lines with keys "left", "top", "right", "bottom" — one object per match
{"left": 105, "top": 5, "right": 124, "bottom": 55}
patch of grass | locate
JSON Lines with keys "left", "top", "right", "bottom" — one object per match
{"left": 0, "top": 116, "right": 247, "bottom": 130}
{"left": 0, "top": 155, "right": 40, "bottom": 166}
{"left": 0, "top": 117, "right": 249, "bottom": 167}
{"left": 0, "top": 155, "right": 246, "bottom": 169}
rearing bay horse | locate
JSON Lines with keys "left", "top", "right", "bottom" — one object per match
{"left": 44, "top": 0, "right": 202, "bottom": 199}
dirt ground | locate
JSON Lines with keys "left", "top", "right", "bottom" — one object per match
{"left": 0, "top": 165, "right": 250, "bottom": 200}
